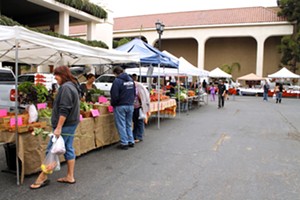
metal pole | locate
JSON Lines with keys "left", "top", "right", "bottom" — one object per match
{"left": 15, "top": 40, "right": 20, "bottom": 185}
{"left": 157, "top": 32, "right": 161, "bottom": 129}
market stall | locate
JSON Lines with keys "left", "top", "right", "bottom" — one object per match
{"left": 116, "top": 38, "right": 179, "bottom": 128}
{"left": 0, "top": 113, "right": 119, "bottom": 184}
{"left": 267, "top": 67, "right": 300, "bottom": 97}
{"left": 236, "top": 73, "right": 266, "bottom": 96}
{"left": 0, "top": 25, "right": 139, "bottom": 185}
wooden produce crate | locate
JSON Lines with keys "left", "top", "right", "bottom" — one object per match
{"left": 93, "top": 104, "right": 109, "bottom": 115}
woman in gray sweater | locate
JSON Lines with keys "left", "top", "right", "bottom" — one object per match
{"left": 30, "top": 66, "right": 80, "bottom": 189}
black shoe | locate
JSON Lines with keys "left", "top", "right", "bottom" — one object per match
{"left": 128, "top": 143, "right": 134, "bottom": 148}
{"left": 117, "top": 144, "right": 128, "bottom": 150}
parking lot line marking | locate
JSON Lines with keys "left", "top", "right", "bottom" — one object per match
{"left": 213, "top": 133, "right": 229, "bottom": 151}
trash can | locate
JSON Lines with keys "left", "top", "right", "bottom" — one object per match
{"left": 3, "top": 143, "right": 21, "bottom": 172}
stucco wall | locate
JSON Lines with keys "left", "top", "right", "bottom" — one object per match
{"left": 204, "top": 37, "right": 257, "bottom": 80}
{"left": 160, "top": 38, "right": 198, "bottom": 66}
{"left": 147, "top": 36, "right": 295, "bottom": 80}
{"left": 263, "top": 36, "right": 283, "bottom": 76}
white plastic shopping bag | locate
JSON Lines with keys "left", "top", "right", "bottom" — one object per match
{"left": 51, "top": 136, "right": 66, "bottom": 155}
{"left": 138, "top": 108, "right": 146, "bottom": 120}
{"left": 28, "top": 104, "right": 38, "bottom": 123}
{"left": 41, "top": 147, "right": 60, "bottom": 174}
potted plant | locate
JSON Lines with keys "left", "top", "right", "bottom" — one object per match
{"left": 18, "top": 82, "right": 50, "bottom": 105}
{"left": 89, "top": 88, "right": 104, "bottom": 103}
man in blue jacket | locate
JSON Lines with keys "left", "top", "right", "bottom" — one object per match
{"left": 110, "top": 66, "right": 135, "bottom": 150}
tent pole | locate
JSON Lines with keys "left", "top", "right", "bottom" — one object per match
{"left": 14, "top": 39, "right": 20, "bottom": 185}
{"left": 177, "top": 71, "right": 180, "bottom": 117}
{"left": 157, "top": 63, "right": 160, "bottom": 129}
{"left": 297, "top": 78, "right": 300, "bottom": 99}
{"left": 139, "top": 63, "right": 142, "bottom": 83}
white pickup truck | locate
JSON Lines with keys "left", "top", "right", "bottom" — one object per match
{"left": 0, "top": 68, "right": 18, "bottom": 111}
{"left": 0, "top": 68, "right": 56, "bottom": 111}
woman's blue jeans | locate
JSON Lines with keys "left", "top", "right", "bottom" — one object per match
{"left": 47, "top": 124, "right": 78, "bottom": 160}
{"left": 133, "top": 108, "right": 144, "bottom": 140}
{"left": 114, "top": 105, "right": 134, "bottom": 145}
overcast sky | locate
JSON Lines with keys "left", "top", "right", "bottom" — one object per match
{"left": 92, "top": 0, "right": 278, "bottom": 17}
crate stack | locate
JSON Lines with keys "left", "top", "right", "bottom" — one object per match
{"left": 0, "top": 112, "right": 47, "bottom": 133}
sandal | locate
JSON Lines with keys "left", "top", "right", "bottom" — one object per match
{"left": 57, "top": 177, "right": 76, "bottom": 184}
{"left": 30, "top": 179, "right": 50, "bottom": 190}
{"left": 134, "top": 139, "right": 143, "bottom": 143}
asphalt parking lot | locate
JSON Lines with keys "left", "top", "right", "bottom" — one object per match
{"left": 0, "top": 95, "right": 300, "bottom": 200}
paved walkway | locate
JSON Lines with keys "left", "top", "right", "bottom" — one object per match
{"left": 0, "top": 96, "right": 300, "bottom": 200}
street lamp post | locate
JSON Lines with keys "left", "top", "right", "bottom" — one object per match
{"left": 155, "top": 20, "right": 165, "bottom": 50}
{"left": 155, "top": 20, "right": 164, "bottom": 129}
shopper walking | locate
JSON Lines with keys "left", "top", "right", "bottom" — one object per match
{"left": 263, "top": 81, "right": 269, "bottom": 101}
{"left": 210, "top": 83, "right": 216, "bottom": 101}
{"left": 217, "top": 80, "right": 226, "bottom": 108}
{"left": 202, "top": 79, "right": 207, "bottom": 93}
{"left": 110, "top": 66, "right": 136, "bottom": 150}
{"left": 131, "top": 74, "right": 150, "bottom": 143}
{"left": 275, "top": 83, "right": 284, "bottom": 103}
{"left": 30, "top": 66, "right": 80, "bottom": 189}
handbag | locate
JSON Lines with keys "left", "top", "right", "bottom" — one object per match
{"left": 138, "top": 108, "right": 146, "bottom": 119}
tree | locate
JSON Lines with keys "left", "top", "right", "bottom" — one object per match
{"left": 113, "top": 38, "right": 132, "bottom": 48}
{"left": 277, "top": 0, "right": 300, "bottom": 72}
{"left": 220, "top": 62, "right": 241, "bottom": 74}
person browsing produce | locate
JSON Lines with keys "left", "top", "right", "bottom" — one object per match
{"left": 131, "top": 74, "right": 150, "bottom": 143}
{"left": 80, "top": 73, "right": 97, "bottom": 102}
{"left": 30, "top": 66, "right": 80, "bottom": 189}
{"left": 110, "top": 66, "right": 135, "bottom": 150}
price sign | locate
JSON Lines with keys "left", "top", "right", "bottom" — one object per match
{"left": 108, "top": 106, "right": 114, "bottom": 113}
{"left": 0, "top": 109, "right": 7, "bottom": 117}
{"left": 91, "top": 109, "right": 100, "bottom": 117}
{"left": 37, "top": 103, "right": 47, "bottom": 110}
{"left": 10, "top": 117, "right": 23, "bottom": 127}
{"left": 98, "top": 96, "right": 108, "bottom": 103}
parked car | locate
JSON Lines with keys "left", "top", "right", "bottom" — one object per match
{"left": 18, "top": 74, "right": 35, "bottom": 83}
{"left": 0, "top": 68, "right": 17, "bottom": 111}
{"left": 0, "top": 69, "right": 57, "bottom": 111}
{"left": 94, "top": 74, "right": 115, "bottom": 96}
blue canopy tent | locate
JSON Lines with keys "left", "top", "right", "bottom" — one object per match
{"left": 116, "top": 38, "right": 178, "bottom": 68}
{"left": 116, "top": 38, "right": 179, "bottom": 128}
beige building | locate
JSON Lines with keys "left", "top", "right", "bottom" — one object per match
{"left": 113, "top": 7, "right": 295, "bottom": 79}
{"left": 1, "top": 0, "right": 113, "bottom": 48}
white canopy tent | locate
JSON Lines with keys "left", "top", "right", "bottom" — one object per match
{"left": 267, "top": 67, "right": 300, "bottom": 79}
{"left": 126, "top": 67, "right": 179, "bottom": 76}
{"left": 209, "top": 67, "right": 232, "bottom": 78}
{"left": 268, "top": 67, "right": 300, "bottom": 98}
{"left": 163, "top": 51, "right": 208, "bottom": 77}
{"left": 237, "top": 73, "right": 265, "bottom": 81}
{"left": 0, "top": 25, "right": 139, "bottom": 185}
{"left": 0, "top": 25, "right": 139, "bottom": 65}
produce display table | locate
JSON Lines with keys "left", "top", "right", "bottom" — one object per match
{"left": 176, "top": 93, "right": 207, "bottom": 112}
{"left": 0, "top": 113, "right": 119, "bottom": 184}
{"left": 148, "top": 99, "right": 177, "bottom": 118}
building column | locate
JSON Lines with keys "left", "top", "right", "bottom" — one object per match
{"left": 196, "top": 37, "right": 207, "bottom": 70}
{"left": 59, "top": 11, "right": 69, "bottom": 35}
{"left": 87, "top": 22, "right": 97, "bottom": 41}
{"left": 255, "top": 36, "right": 267, "bottom": 77}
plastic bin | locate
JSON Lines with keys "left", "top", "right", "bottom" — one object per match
{"left": 3, "top": 143, "right": 21, "bottom": 172}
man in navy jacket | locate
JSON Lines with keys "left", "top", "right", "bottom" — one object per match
{"left": 110, "top": 66, "right": 135, "bottom": 150}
